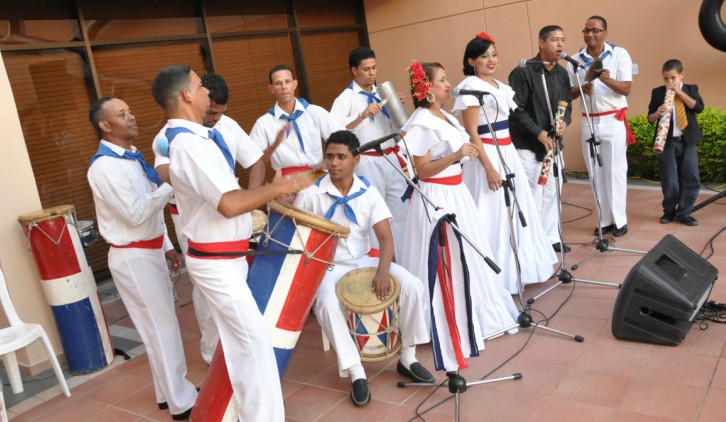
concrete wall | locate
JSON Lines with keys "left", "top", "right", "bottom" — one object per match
{"left": 1, "top": 54, "right": 63, "bottom": 374}
{"left": 365, "top": 0, "right": 726, "bottom": 171}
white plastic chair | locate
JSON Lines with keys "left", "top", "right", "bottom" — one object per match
{"left": 0, "top": 265, "right": 71, "bottom": 402}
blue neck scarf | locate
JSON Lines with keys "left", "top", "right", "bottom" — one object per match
{"left": 349, "top": 83, "right": 390, "bottom": 122}
{"left": 90, "top": 143, "right": 162, "bottom": 186}
{"left": 579, "top": 43, "right": 615, "bottom": 68}
{"left": 317, "top": 176, "right": 370, "bottom": 226}
{"left": 165, "top": 126, "right": 236, "bottom": 175}
{"left": 268, "top": 98, "right": 310, "bottom": 152}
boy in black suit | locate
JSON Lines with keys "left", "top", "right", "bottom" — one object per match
{"left": 647, "top": 59, "right": 704, "bottom": 226}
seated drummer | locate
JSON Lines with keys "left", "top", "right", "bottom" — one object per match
{"left": 294, "top": 130, "right": 434, "bottom": 407}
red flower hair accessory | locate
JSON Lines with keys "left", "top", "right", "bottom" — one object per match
{"left": 477, "top": 31, "right": 496, "bottom": 45}
{"left": 407, "top": 60, "right": 431, "bottom": 101}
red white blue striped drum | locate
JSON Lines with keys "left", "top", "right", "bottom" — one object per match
{"left": 336, "top": 268, "right": 401, "bottom": 362}
{"left": 17, "top": 205, "right": 114, "bottom": 375}
{"left": 191, "top": 201, "right": 348, "bottom": 422}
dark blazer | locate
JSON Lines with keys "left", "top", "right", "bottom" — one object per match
{"left": 648, "top": 83, "right": 704, "bottom": 146}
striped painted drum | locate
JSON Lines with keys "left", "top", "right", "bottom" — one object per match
{"left": 18, "top": 205, "right": 114, "bottom": 374}
{"left": 191, "top": 201, "right": 348, "bottom": 422}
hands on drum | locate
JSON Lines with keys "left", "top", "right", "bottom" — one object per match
{"left": 371, "top": 271, "right": 392, "bottom": 301}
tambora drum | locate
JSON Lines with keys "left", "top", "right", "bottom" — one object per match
{"left": 336, "top": 267, "right": 401, "bottom": 362}
{"left": 192, "top": 201, "right": 349, "bottom": 422}
{"left": 18, "top": 205, "right": 113, "bottom": 374}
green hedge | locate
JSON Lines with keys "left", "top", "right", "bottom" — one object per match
{"left": 627, "top": 107, "right": 726, "bottom": 183}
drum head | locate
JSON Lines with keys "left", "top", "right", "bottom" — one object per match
{"left": 251, "top": 209, "right": 267, "bottom": 234}
{"left": 268, "top": 201, "right": 349, "bottom": 238}
{"left": 336, "top": 268, "right": 400, "bottom": 314}
{"left": 18, "top": 204, "right": 76, "bottom": 224}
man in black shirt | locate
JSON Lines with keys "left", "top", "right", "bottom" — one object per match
{"left": 509, "top": 25, "right": 572, "bottom": 253}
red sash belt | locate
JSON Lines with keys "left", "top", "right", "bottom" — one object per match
{"left": 169, "top": 203, "right": 179, "bottom": 215}
{"left": 368, "top": 248, "right": 380, "bottom": 257}
{"left": 581, "top": 107, "right": 636, "bottom": 145}
{"left": 187, "top": 239, "right": 250, "bottom": 260}
{"left": 362, "top": 145, "right": 408, "bottom": 168}
{"left": 281, "top": 166, "right": 312, "bottom": 176}
{"left": 421, "top": 174, "right": 463, "bottom": 185}
{"left": 481, "top": 136, "right": 512, "bottom": 146}
{"left": 111, "top": 235, "right": 164, "bottom": 249}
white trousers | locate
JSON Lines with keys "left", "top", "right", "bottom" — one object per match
{"left": 355, "top": 154, "right": 408, "bottom": 261}
{"left": 581, "top": 114, "right": 628, "bottom": 228}
{"left": 315, "top": 256, "right": 429, "bottom": 373}
{"left": 170, "top": 212, "right": 217, "bottom": 364}
{"left": 107, "top": 246, "right": 197, "bottom": 415}
{"left": 517, "top": 149, "right": 564, "bottom": 245}
{"left": 185, "top": 256, "right": 284, "bottom": 422}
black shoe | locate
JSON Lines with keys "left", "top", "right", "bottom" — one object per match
{"left": 397, "top": 361, "right": 435, "bottom": 383}
{"left": 171, "top": 407, "right": 193, "bottom": 421}
{"left": 350, "top": 378, "right": 371, "bottom": 406}
{"left": 613, "top": 224, "right": 628, "bottom": 237}
{"left": 552, "top": 242, "right": 571, "bottom": 253}
{"left": 679, "top": 216, "right": 699, "bottom": 226}
{"left": 594, "top": 224, "right": 614, "bottom": 236}
{"left": 159, "top": 388, "right": 199, "bottom": 411}
{"left": 660, "top": 213, "right": 675, "bottom": 224}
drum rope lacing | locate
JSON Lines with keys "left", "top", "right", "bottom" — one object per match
{"left": 25, "top": 214, "right": 78, "bottom": 249}
{"left": 261, "top": 206, "right": 344, "bottom": 267}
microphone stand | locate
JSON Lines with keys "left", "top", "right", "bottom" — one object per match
{"left": 568, "top": 66, "right": 647, "bottom": 272}
{"left": 367, "top": 136, "right": 521, "bottom": 422}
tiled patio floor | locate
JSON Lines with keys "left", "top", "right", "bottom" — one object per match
{"left": 7, "top": 180, "right": 726, "bottom": 421}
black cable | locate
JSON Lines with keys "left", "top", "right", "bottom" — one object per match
{"left": 699, "top": 226, "right": 726, "bottom": 261}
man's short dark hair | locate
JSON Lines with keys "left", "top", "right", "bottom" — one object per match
{"left": 268, "top": 65, "right": 295, "bottom": 84}
{"left": 348, "top": 47, "right": 375, "bottom": 69}
{"left": 662, "top": 59, "right": 684, "bottom": 74}
{"left": 539, "top": 25, "right": 563, "bottom": 40}
{"left": 326, "top": 130, "right": 360, "bottom": 155}
{"left": 88, "top": 96, "right": 116, "bottom": 137}
{"left": 201, "top": 73, "right": 229, "bottom": 105}
{"left": 151, "top": 65, "right": 192, "bottom": 111}
{"left": 588, "top": 15, "right": 608, "bottom": 30}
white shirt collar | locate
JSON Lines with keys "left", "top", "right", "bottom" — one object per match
{"left": 315, "top": 174, "right": 368, "bottom": 197}
{"left": 100, "top": 139, "right": 136, "bottom": 155}
{"left": 271, "top": 98, "right": 306, "bottom": 119}
{"left": 167, "top": 118, "right": 212, "bottom": 139}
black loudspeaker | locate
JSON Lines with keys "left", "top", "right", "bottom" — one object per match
{"left": 612, "top": 234, "right": 718, "bottom": 345}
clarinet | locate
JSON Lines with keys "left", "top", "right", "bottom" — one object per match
{"left": 538, "top": 101, "right": 568, "bottom": 185}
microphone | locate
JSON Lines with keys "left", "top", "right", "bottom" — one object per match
{"left": 518, "top": 58, "right": 553, "bottom": 67}
{"left": 355, "top": 133, "right": 400, "bottom": 155}
{"left": 452, "top": 87, "right": 492, "bottom": 98}
{"left": 559, "top": 52, "right": 584, "bottom": 69}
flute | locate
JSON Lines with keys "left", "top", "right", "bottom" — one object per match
{"left": 653, "top": 89, "right": 675, "bottom": 153}
{"left": 538, "top": 101, "right": 568, "bottom": 185}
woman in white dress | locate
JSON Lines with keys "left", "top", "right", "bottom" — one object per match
{"left": 453, "top": 32, "right": 557, "bottom": 295}
{"left": 399, "top": 61, "right": 518, "bottom": 372}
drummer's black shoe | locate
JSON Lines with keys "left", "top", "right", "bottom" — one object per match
{"left": 594, "top": 224, "right": 615, "bottom": 236}
{"left": 159, "top": 388, "right": 200, "bottom": 410}
{"left": 397, "top": 361, "right": 435, "bottom": 383}
{"left": 171, "top": 407, "right": 193, "bottom": 420}
{"left": 350, "top": 378, "right": 371, "bottom": 407}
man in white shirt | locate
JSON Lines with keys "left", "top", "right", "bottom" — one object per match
{"left": 295, "top": 130, "right": 433, "bottom": 407}
{"left": 331, "top": 47, "right": 407, "bottom": 261}
{"left": 568, "top": 15, "right": 633, "bottom": 238}
{"left": 250, "top": 65, "right": 344, "bottom": 175}
{"left": 151, "top": 73, "right": 265, "bottom": 365}
{"left": 151, "top": 65, "right": 312, "bottom": 421}
{"left": 87, "top": 96, "right": 197, "bottom": 420}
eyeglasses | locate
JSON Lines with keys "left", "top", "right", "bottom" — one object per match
{"left": 582, "top": 28, "right": 604, "bottom": 34}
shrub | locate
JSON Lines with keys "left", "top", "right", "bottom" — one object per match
{"left": 627, "top": 107, "right": 726, "bottom": 183}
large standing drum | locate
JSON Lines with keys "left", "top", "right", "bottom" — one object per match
{"left": 17, "top": 205, "right": 114, "bottom": 374}
{"left": 336, "top": 268, "right": 401, "bottom": 362}
{"left": 192, "top": 201, "right": 349, "bottom": 422}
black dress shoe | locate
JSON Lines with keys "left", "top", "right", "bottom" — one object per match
{"left": 660, "top": 212, "right": 675, "bottom": 224}
{"left": 552, "top": 242, "right": 571, "bottom": 253}
{"left": 171, "top": 407, "right": 193, "bottom": 421}
{"left": 350, "top": 378, "right": 371, "bottom": 407}
{"left": 613, "top": 224, "right": 628, "bottom": 237}
{"left": 679, "top": 216, "right": 699, "bottom": 226}
{"left": 159, "top": 388, "right": 199, "bottom": 411}
{"left": 594, "top": 224, "right": 614, "bottom": 236}
{"left": 397, "top": 361, "right": 435, "bottom": 383}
